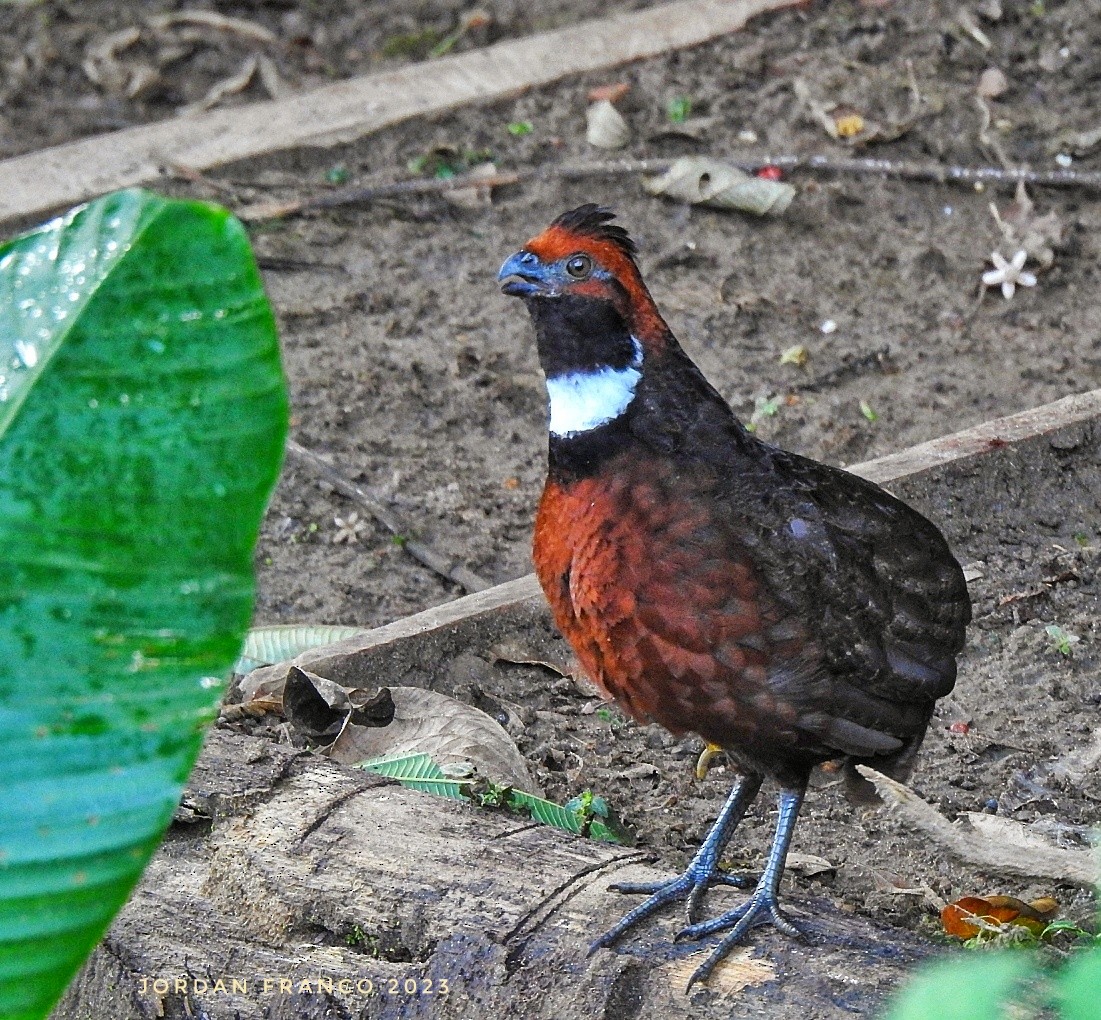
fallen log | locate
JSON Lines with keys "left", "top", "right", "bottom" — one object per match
{"left": 55, "top": 728, "right": 934, "bottom": 1020}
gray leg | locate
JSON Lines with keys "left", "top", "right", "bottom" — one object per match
{"left": 589, "top": 772, "right": 763, "bottom": 954}
{"left": 678, "top": 783, "right": 807, "bottom": 989}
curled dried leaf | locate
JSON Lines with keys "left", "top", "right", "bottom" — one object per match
{"left": 586, "top": 99, "right": 631, "bottom": 149}
{"left": 941, "top": 894, "right": 1059, "bottom": 939}
{"left": 329, "top": 684, "right": 540, "bottom": 794}
{"left": 643, "top": 157, "right": 794, "bottom": 216}
{"left": 941, "top": 895, "right": 1019, "bottom": 938}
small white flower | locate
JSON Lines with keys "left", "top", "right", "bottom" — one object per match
{"left": 982, "top": 250, "right": 1037, "bottom": 299}
{"left": 332, "top": 511, "right": 368, "bottom": 544}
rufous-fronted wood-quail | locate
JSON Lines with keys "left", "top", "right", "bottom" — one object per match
{"left": 498, "top": 206, "right": 971, "bottom": 986}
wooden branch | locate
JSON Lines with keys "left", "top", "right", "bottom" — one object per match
{"left": 241, "top": 389, "right": 1101, "bottom": 700}
{"left": 850, "top": 387, "right": 1101, "bottom": 486}
{"left": 857, "top": 767, "right": 1098, "bottom": 887}
{"left": 0, "top": 0, "right": 802, "bottom": 226}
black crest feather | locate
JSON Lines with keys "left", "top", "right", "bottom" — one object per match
{"left": 551, "top": 204, "right": 638, "bottom": 259}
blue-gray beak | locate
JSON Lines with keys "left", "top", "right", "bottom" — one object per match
{"left": 498, "top": 249, "right": 550, "bottom": 297}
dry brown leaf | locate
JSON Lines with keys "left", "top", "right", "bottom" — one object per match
{"left": 489, "top": 641, "right": 575, "bottom": 677}
{"left": 941, "top": 895, "right": 1021, "bottom": 938}
{"left": 941, "top": 893, "right": 1058, "bottom": 939}
{"left": 327, "top": 685, "right": 540, "bottom": 794}
{"left": 282, "top": 666, "right": 394, "bottom": 745}
{"left": 793, "top": 76, "right": 925, "bottom": 146}
{"left": 643, "top": 157, "right": 794, "bottom": 216}
{"left": 234, "top": 668, "right": 289, "bottom": 712}
{"left": 785, "top": 851, "right": 835, "bottom": 877}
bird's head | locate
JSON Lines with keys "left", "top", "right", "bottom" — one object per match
{"left": 498, "top": 205, "right": 669, "bottom": 356}
{"left": 499, "top": 205, "right": 672, "bottom": 439}
{"left": 499, "top": 206, "right": 736, "bottom": 455}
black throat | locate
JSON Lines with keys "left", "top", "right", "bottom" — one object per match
{"left": 526, "top": 291, "right": 637, "bottom": 377}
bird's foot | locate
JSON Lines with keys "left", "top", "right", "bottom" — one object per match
{"left": 588, "top": 863, "right": 752, "bottom": 955}
{"left": 675, "top": 884, "right": 804, "bottom": 989}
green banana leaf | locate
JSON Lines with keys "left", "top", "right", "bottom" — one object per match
{"left": 0, "top": 189, "right": 288, "bottom": 1020}
{"left": 233, "top": 623, "right": 368, "bottom": 675}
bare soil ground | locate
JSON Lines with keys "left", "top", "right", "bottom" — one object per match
{"left": 7, "top": 0, "right": 1099, "bottom": 1015}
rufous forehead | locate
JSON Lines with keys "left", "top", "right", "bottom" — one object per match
{"left": 525, "top": 226, "right": 634, "bottom": 275}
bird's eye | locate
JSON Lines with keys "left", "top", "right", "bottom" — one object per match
{"left": 565, "top": 254, "right": 593, "bottom": 279}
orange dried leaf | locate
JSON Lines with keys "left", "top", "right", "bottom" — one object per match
{"left": 941, "top": 895, "right": 1020, "bottom": 938}
{"left": 1028, "top": 897, "right": 1059, "bottom": 920}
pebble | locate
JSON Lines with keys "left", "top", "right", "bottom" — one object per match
{"left": 977, "top": 67, "right": 1009, "bottom": 99}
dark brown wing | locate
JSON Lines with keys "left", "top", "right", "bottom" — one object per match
{"left": 548, "top": 442, "right": 969, "bottom": 778}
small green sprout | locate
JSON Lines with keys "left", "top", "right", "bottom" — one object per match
{"left": 345, "top": 924, "right": 367, "bottom": 946}
{"left": 477, "top": 781, "right": 511, "bottom": 807}
{"left": 325, "top": 164, "right": 350, "bottom": 185}
{"left": 1045, "top": 624, "right": 1079, "bottom": 657}
{"left": 667, "top": 97, "right": 693, "bottom": 123}
{"left": 747, "top": 393, "right": 781, "bottom": 432}
{"left": 860, "top": 399, "right": 879, "bottom": 423}
{"left": 507, "top": 120, "right": 534, "bottom": 137}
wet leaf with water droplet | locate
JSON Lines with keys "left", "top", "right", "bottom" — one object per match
{"left": 0, "top": 188, "right": 287, "bottom": 1018}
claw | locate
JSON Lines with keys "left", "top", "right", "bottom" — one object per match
{"left": 592, "top": 781, "right": 811, "bottom": 996}
{"left": 681, "top": 887, "right": 805, "bottom": 989}
{"left": 592, "top": 864, "right": 753, "bottom": 954}
{"left": 588, "top": 774, "right": 763, "bottom": 955}
{"left": 678, "top": 886, "right": 802, "bottom": 943}
{"left": 681, "top": 786, "right": 809, "bottom": 990}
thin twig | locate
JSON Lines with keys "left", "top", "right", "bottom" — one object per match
{"left": 284, "top": 438, "right": 492, "bottom": 594}
{"left": 793, "top": 346, "right": 894, "bottom": 394}
{"left": 237, "top": 172, "right": 521, "bottom": 221}
{"left": 237, "top": 154, "right": 1101, "bottom": 221}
